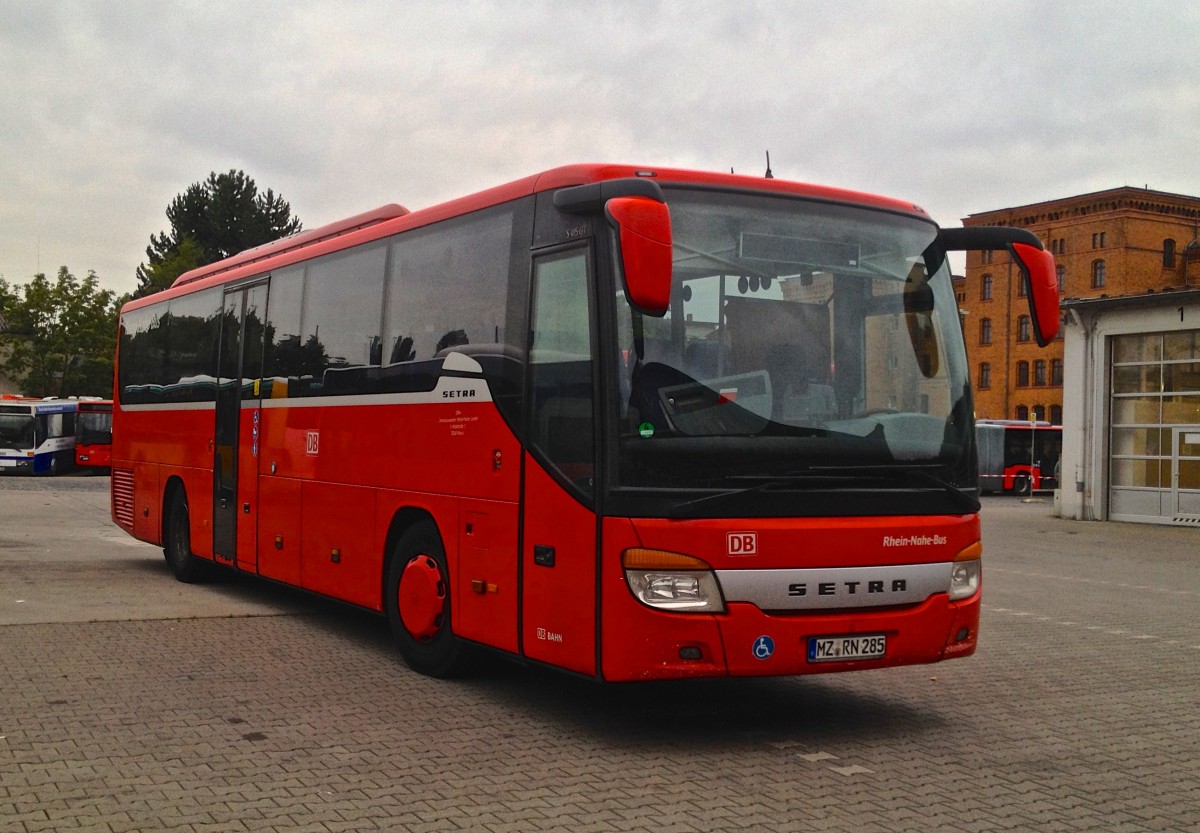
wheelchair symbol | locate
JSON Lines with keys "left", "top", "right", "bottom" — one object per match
{"left": 753, "top": 635, "right": 775, "bottom": 660}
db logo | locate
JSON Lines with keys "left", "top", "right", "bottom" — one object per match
{"left": 728, "top": 531, "right": 757, "bottom": 556}
{"left": 306, "top": 431, "right": 319, "bottom": 456}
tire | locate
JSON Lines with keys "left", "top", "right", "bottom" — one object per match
{"left": 164, "top": 488, "right": 208, "bottom": 583}
{"left": 1012, "top": 474, "right": 1031, "bottom": 496}
{"left": 385, "top": 520, "right": 471, "bottom": 677}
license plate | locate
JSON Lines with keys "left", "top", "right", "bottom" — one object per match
{"left": 808, "top": 634, "right": 887, "bottom": 663}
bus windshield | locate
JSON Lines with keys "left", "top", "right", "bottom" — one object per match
{"left": 612, "top": 189, "right": 973, "bottom": 496}
{"left": 0, "top": 414, "right": 36, "bottom": 450}
{"left": 77, "top": 410, "right": 113, "bottom": 446}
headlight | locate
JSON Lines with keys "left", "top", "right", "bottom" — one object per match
{"left": 622, "top": 548, "right": 725, "bottom": 613}
{"left": 949, "top": 559, "right": 981, "bottom": 601}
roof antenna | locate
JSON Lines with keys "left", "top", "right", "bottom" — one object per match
{"left": 764, "top": 150, "right": 774, "bottom": 179}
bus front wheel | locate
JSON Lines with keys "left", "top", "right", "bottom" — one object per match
{"left": 385, "top": 520, "right": 471, "bottom": 677}
{"left": 1012, "top": 474, "right": 1031, "bottom": 495}
{"left": 164, "top": 489, "right": 209, "bottom": 584}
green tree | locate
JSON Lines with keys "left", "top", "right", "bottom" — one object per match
{"left": 135, "top": 236, "right": 205, "bottom": 299}
{"left": 0, "top": 267, "right": 119, "bottom": 398}
{"left": 134, "top": 170, "right": 302, "bottom": 298}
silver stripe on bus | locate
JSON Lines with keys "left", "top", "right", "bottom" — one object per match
{"left": 260, "top": 376, "right": 493, "bottom": 409}
{"left": 119, "top": 376, "right": 493, "bottom": 412}
{"left": 119, "top": 352, "right": 493, "bottom": 411}
{"left": 715, "top": 562, "right": 952, "bottom": 611}
{"left": 117, "top": 401, "right": 217, "bottom": 413}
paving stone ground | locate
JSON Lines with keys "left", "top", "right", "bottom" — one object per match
{"left": 1, "top": 479, "right": 1197, "bottom": 832}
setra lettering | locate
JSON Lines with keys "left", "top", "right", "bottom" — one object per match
{"left": 788, "top": 578, "right": 908, "bottom": 597}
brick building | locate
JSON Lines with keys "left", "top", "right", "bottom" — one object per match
{"left": 956, "top": 187, "right": 1200, "bottom": 423}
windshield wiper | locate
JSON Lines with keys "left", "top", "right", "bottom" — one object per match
{"left": 673, "top": 463, "right": 978, "bottom": 514}
{"left": 671, "top": 475, "right": 818, "bottom": 513}
{"left": 796, "top": 464, "right": 980, "bottom": 513}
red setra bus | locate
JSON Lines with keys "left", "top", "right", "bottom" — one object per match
{"left": 110, "top": 164, "right": 1060, "bottom": 680}
{"left": 75, "top": 399, "right": 113, "bottom": 471}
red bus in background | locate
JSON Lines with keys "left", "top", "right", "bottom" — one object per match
{"left": 976, "top": 419, "right": 1062, "bottom": 495}
{"left": 110, "top": 164, "right": 1060, "bottom": 681}
{"left": 75, "top": 399, "right": 113, "bottom": 471}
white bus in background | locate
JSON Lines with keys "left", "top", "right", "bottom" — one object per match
{"left": 0, "top": 397, "right": 78, "bottom": 475}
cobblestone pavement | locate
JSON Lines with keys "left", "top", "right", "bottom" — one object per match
{"left": 1, "top": 479, "right": 1198, "bottom": 832}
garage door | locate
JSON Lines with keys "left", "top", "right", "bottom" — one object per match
{"left": 1109, "top": 330, "right": 1200, "bottom": 523}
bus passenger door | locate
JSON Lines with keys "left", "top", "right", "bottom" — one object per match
{"left": 213, "top": 282, "right": 268, "bottom": 568}
{"left": 521, "top": 247, "right": 600, "bottom": 676}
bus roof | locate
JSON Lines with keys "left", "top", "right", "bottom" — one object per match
{"left": 0, "top": 399, "right": 78, "bottom": 415}
{"left": 129, "top": 163, "right": 931, "bottom": 313}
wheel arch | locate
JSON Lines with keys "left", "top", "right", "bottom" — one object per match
{"left": 160, "top": 474, "right": 188, "bottom": 543}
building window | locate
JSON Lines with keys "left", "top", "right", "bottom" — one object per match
{"left": 1164, "top": 239, "right": 1176, "bottom": 268}
{"left": 1092, "top": 231, "right": 1107, "bottom": 249}
{"left": 1016, "top": 405, "right": 1029, "bottom": 420}
{"left": 981, "top": 274, "right": 993, "bottom": 301}
{"left": 979, "top": 362, "right": 991, "bottom": 389}
{"left": 1034, "top": 359, "right": 1046, "bottom": 386}
{"left": 1056, "top": 265, "right": 1065, "bottom": 293}
{"left": 1018, "top": 315, "right": 1031, "bottom": 342}
{"left": 1017, "top": 361, "right": 1030, "bottom": 386}
{"left": 1018, "top": 275, "right": 1027, "bottom": 297}
{"left": 1031, "top": 405, "right": 1045, "bottom": 421}
{"left": 980, "top": 317, "right": 992, "bottom": 345}
{"left": 1051, "top": 359, "right": 1063, "bottom": 385}
{"left": 981, "top": 250, "right": 994, "bottom": 265}
{"left": 1092, "top": 259, "right": 1106, "bottom": 288}
{"left": 1050, "top": 405, "right": 1062, "bottom": 424}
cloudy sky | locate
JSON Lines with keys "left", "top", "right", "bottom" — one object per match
{"left": 2, "top": 0, "right": 1198, "bottom": 297}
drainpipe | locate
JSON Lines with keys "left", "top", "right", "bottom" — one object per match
{"left": 1068, "top": 307, "right": 1093, "bottom": 520}
{"left": 1004, "top": 260, "right": 1013, "bottom": 418}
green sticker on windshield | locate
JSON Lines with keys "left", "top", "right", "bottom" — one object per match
{"left": 638, "top": 422, "right": 655, "bottom": 439}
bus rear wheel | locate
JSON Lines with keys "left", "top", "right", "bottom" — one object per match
{"left": 1013, "top": 474, "right": 1031, "bottom": 495}
{"left": 164, "top": 489, "right": 209, "bottom": 584}
{"left": 385, "top": 520, "right": 470, "bottom": 677}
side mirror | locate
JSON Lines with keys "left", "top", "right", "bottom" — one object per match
{"left": 938, "top": 226, "right": 1060, "bottom": 346}
{"left": 605, "top": 196, "right": 672, "bottom": 316}
{"left": 1010, "top": 242, "right": 1059, "bottom": 346}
